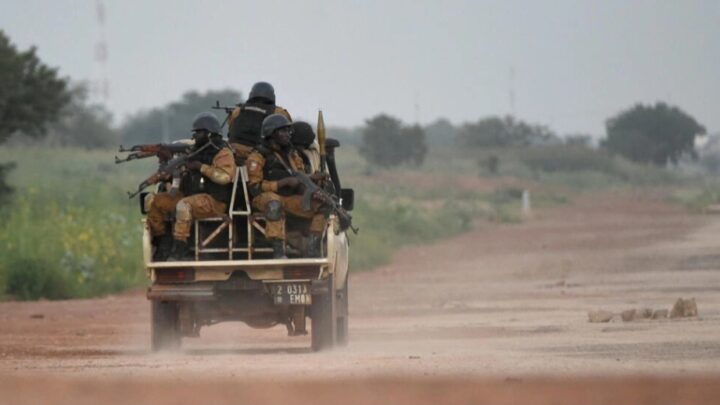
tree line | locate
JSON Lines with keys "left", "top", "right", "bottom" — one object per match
{"left": 0, "top": 29, "right": 710, "bottom": 204}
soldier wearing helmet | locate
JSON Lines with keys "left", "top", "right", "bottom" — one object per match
{"left": 146, "top": 112, "right": 237, "bottom": 261}
{"left": 227, "top": 81, "right": 292, "bottom": 162}
{"left": 291, "top": 121, "right": 321, "bottom": 173}
{"left": 245, "top": 114, "right": 328, "bottom": 258}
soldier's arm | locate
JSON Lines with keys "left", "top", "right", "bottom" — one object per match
{"left": 246, "top": 152, "right": 280, "bottom": 196}
{"left": 200, "top": 148, "right": 236, "bottom": 185}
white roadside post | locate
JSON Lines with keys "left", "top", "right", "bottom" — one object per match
{"left": 522, "top": 189, "right": 532, "bottom": 218}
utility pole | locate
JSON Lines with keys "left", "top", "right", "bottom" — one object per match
{"left": 94, "top": 0, "right": 110, "bottom": 102}
{"left": 508, "top": 66, "right": 516, "bottom": 118}
{"left": 413, "top": 91, "right": 421, "bottom": 125}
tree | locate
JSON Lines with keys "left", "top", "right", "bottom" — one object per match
{"left": 359, "top": 114, "right": 428, "bottom": 168}
{"left": 424, "top": 118, "right": 456, "bottom": 146}
{"left": 120, "top": 89, "right": 243, "bottom": 145}
{"left": 0, "top": 30, "right": 70, "bottom": 206}
{"left": 359, "top": 114, "right": 402, "bottom": 167}
{"left": 564, "top": 134, "right": 592, "bottom": 148}
{"left": 44, "top": 83, "right": 117, "bottom": 149}
{"left": 456, "top": 116, "right": 558, "bottom": 148}
{"left": 603, "top": 103, "right": 706, "bottom": 166}
{"left": 402, "top": 124, "right": 428, "bottom": 166}
{"left": 0, "top": 30, "right": 70, "bottom": 143}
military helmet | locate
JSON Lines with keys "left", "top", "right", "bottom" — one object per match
{"left": 248, "top": 81, "right": 275, "bottom": 104}
{"left": 191, "top": 112, "right": 221, "bottom": 134}
{"left": 262, "top": 114, "right": 292, "bottom": 138}
{"left": 291, "top": 121, "right": 316, "bottom": 147}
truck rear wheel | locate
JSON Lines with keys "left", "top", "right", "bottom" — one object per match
{"left": 311, "top": 275, "right": 336, "bottom": 351}
{"left": 151, "top": 300, "right": 181, "bottom": 352}
{"left": 336, "top": 277, "right": 349, "bottom": 347}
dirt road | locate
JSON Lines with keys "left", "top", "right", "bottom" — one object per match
{"left": 2, "top": 190, "right": 720, "bottom": 404}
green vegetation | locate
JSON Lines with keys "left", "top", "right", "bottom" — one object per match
{"left": 671, "top": 183, "right": 720, "bottom": 213}
{"left": 604, "top": 102, "right": 706, "bottom": 166}
{"left": 358, "top": 114, "right": 427, "bottom": 167}
{"left": 456, "top": 115, "right": 557, "bottom": 148}
{"left": 120, "top": 89, "right": 243, "bottom": 145}
{"left": 0, "top": 148, "right": 151, "bottom": 299}
{"left": 0, "top": 30, "right": 70, "bottom": 143}
{"left": 0, "top": 30, "right": 71, "bottom": 208}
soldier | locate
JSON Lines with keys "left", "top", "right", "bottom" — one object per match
{"left": 246, "top": 114, "right": 328, "bottom": 258}
{"left": 291, "top": 121, "right": 321, "bottom": 173}
{"left": 146, "top": 112, "right": 237, "bottom": 261}
{"left": 227, "top": 81, "right": 292, "bottom": 162}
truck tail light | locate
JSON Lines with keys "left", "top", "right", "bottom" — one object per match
{"left": 156, "top": 269, "right": 195, "bottom": 283}
{"left": 283, "top": 267, "right": 320, "bottom": 280}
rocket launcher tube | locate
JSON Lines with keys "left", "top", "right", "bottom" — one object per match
{"left": 317, "top": 110, "right": 327, "bottom": 172}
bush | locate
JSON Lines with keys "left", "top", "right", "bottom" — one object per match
{"left": 5, "top": 258, "right": 71, "bottom": 300}
{"left": 518, "top": 145, "right": 615, "bottom": 173}
{"left": 456, "top": 116, "right": 558, "bottom": 148}
{"left": 359, "top": 114, "right": 428, "bottom": 167}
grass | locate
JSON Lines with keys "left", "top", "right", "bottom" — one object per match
{"left": 0, "top": 148, "right": 151, "bottom": 299}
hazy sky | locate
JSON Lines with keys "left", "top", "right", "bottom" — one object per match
{"left": 2, "top": 0, "right": 719, "bottom": 136}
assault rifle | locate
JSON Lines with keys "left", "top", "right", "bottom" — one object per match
{"left": 115, "top": 142, "right": 193, "bottom": 164}
{"left": 293, "top": 170, "right": 358, "bottom": 234}
{"left": 126, "top": 141, "right": 213, "bottom": 199}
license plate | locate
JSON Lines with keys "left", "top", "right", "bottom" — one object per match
{"left": 269, "top": 283, "right": 312, "bottom": 305}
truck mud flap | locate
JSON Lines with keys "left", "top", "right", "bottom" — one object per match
{"left": 147, "top": 284, "right": 215, "bottom": 301}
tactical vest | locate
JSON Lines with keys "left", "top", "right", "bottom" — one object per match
{"left": 228, "top": 102, "right": 276, "bottom": 146}
{"left": 255, "top": 144, "right": 298, "bottom": 196}
{"left": 180, "top": 140, "right": 233, "bottom": 204}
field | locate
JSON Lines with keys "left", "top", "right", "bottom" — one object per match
{"left": 0, "top": 144, "right": 715, "bottom": 300}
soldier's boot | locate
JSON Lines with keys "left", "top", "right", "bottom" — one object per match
{"left": 307, "top": 234, "right": 322, "bottom": 258}
{"left": 167, "top": 239, "right": 191, "bottom": 261}
{"left": 152, "top": 234, "right": 173, "bottom": 262}
{"left": 271, "top": 239, "right": 287, "bottom": 259}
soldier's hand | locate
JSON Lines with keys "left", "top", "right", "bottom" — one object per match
{"left": 277, "top": 177, "right": 300, "bottom": 189}
{"left": 185, "top": 160, "right": 203, "bottom": 171}
{"left": 310, "top": 172, "right": 329, "bottom": 184}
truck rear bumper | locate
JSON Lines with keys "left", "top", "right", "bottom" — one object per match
{"left": 147, "top": 284, "right": 215, "bottom": 301}
{"left": 147, "top": 279, "right": 329, "bottom": 302}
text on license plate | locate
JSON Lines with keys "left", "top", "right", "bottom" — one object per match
{"left": 270, "top": 283, "right": 311, "bottom": 305}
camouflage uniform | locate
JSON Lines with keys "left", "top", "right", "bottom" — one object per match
{"left": 246, "top": 145, "right": 326, "bottom": 240}
{"left": 147, "top": 146, "right": 236, "bottom": 241}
